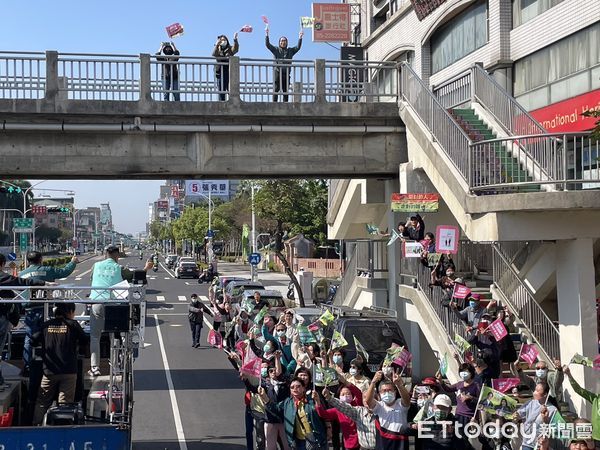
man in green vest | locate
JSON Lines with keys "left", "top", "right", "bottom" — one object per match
{"left": 19, "top": 251, "right": 78, "bottom": 375}
{"left": 88, "top": 245, "right": 153, "bottom": 376}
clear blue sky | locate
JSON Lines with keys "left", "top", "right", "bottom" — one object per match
{"left": 10, "top": 0, "right": 339, "bottom": 234}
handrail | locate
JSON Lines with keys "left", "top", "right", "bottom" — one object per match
{"left": 399, "top": 62, "right": 472, "bottom": 181}
{"left": 491, "top": 242, "right": 560, "bottom": 359}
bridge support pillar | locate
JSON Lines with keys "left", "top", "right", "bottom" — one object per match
{"left": 44, "top": 51, "right": 59, "bottom": 102}
{"left": 139, "top": 53, "right": 152, "bottom": 103}
{"left": 555, "top": 238, "right": 598, "bottom": 415}
{"left": 229, "top": 57, "right": 241, "bottom": 105}
{"left": 315, "top": 59, "right": 326, "bottom": 103}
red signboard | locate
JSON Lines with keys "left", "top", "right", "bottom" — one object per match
{"left": 391, "top": 193, "right": 439, "bottom": 213}
{"left": 170, "top": 185, "right": 179, "bottom": 199}
{"left": 156, "top": 200, "right": 168, "bottom": 210}
{"left": 529, "top": 89, "right": 600, "bottom": 133}
{"left": 312, "top": 3, "right": 351, "bottom": 43}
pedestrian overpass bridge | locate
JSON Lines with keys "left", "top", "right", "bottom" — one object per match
{"left": 0, "top": 51, "right": 404, "bottom": 179}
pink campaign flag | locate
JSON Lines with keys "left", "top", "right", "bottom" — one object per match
{"left": 453, "top": 284, "right": 472, "bottom": 299}
{"left": 488, "top": 318, "right": 508, "bottom": 341}
{"left": 307, "top": 321, "right": 321, "bottom": 332}
{"left": 207, "top": 329, "right": 223, "bottom": 349}
{"left": 520, "top": 343, "right": 539, "bottom": 365}
{"left": 393, "top": 348, "right": 412, "bottom": 368}
{"left": 240, "top": 25, "right": 253, "bottom": 33}
{"left": 594, "top": 355, "right": 600, "bottom": 371}
{"left": 261, "top": 15, "right": 269, "bottom": 24}
{"left": 165, "top": 22, "right": 184, "bottom": 38}
{"left": 240, "top": 353, "right": 262, "bottom": 378}
{"left": 492, "top": 378, "right": 521, "bottom": 393}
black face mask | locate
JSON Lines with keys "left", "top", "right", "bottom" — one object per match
{"left": 163, "top": 46, "right": 173, "bottom": 55}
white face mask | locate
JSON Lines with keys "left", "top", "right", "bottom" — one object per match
{"left": 333, "top": 355, "right": 342, "bottom": 364}
{"left": 348, "top": 368, "right": 357, "bottom": 377}
{"left": 535, "top": 368, "right": 548, "bottom": 378}
{"left": 459, "top": 371, "right": 471, "bottom": 381}
{"left": 275, "top": 330, "right": 285, "bottom": 337}
{"left": 340, "top": 395, "right": 353, "bottom": 403}
{"left": 417, "top": 398, "right": 426, "bottom": 408}
{"left": 381, "top": 392, "right": 396, "bottom": 405}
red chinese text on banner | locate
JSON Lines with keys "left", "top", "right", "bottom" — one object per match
{"left": 393, "top": 348, "right": 412, "bottom": 368}
{"left": 492, "top": 378, "right": 521, "bottom": 393}
{"left": 165, "top": 23, "right": 184, "bottom": 38}
{"left": 453, "top": 284, "right": 472, "bottom": 299}
{"left": 520, "top": 343, "right": 539, "bottom": 365}
{"left": 489, "top": 318, "right": 508, "bottom": 341}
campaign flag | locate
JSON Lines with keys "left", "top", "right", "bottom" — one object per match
{"left": 393, "top": 348, "right": 412, "bottom": 368}
{"left": 314, "top": 366, "right": 339, "bottom": 387}
{"left": 261, "top": 15, "right": 269, "bottom": 24}
{"left": 307, "top": 321, "right": 321, "bottom": 332}
{"left": 519, "top": 343, "right": 539, "bottom": 365}
{"left": 454, "top": 333, "right": 471, "bottom": 355}
{"left": 488, "top": 318, "right": 508, "bottom": 341}
{"left": 241, "top": 352, "right": 262, "bottom": 378}
{"left": 594, "top": 355, "right": 600, "bottom": 371}
{"left": 453, "top": 284, "right": 472, "bottom": 299}
{"left": 570, "top": 353, "right": 594, "bottom": 368}
{"left": 298, "top": 325, "right": 316, "bottom": 344}
{"left": 439, "top": 353, "right": 448, "bottom": 377}
{"left": 331, "top": 330, "right": 348, "bottom": 349}
{"left": 319, "top": 309, "right": 335, "bottom": 326}
{"left": 313, "top": 328, "right": 326, "bottom": 344}
{"left": 300, "top": 16, "right": 315, "bottom": 28}
{"left": 235, "top": 339, "right": 247, "bottom": 359}
{"left": 366, "top": 224, "right": 380, "bottom": 235}
{"left": 165, "top": 22, "right": 184, "bottom": 38}
{"left": 387, "top": 229, "right": 401, "bottom": 247}
{"left": 383, "top": 346, "right": 403, "bottom": 367}
{"left": 241, "top": 298, "right": 255, "bottom": 314}
{"left": 253, "top": 305, "right": 269, "bottom": 324}
{"left": 491, "top": 378, "right": 521, "bottom": 394}
{"left": 240, "top": 25, "right": 253, "bottom": 33}
{"left": 353, "top": 336, "right": 369, "bottom": 362}
{"left": 464, "top": 351, "right": 474, "bottom": 364}
{"left": 403, "top": 241, "right": 424, "bottom": 258}
{"left": 477, "top": 385, "right": 518, "bottom": 420}
{"left": 207, "top": 329, "right": 223, "bottom": 349}
{"left": 550, "top": 410, "right": 570, "bottom": 444}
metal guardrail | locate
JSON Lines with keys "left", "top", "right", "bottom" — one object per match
{"left": 0, "top": 51, "right": 399, "bottom": 103}
{"left": 400, "top": 62, "right": 472, "bottom": 181}
{"left": 470, "top": 132, "right": 600, "bottom": 191}
{"left": 491, "top": 242, "right": 560, "bottom": 359}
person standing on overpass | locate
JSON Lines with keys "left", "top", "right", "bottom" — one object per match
{"left": 265, "top": 27, "right": 303, "bottom": 102}
{"left": 19, "top": 251, "right": 78, "bottom": 376}
{"left": 88, "top": 245, "right": 153, "bottom": 376}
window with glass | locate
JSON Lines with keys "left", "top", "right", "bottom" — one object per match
{"left": 512, "top": 0, "right": 565, "bottom": 28}
{"left": 430, "top": 1, "right": 488, "bottom": 74}
{"left": 513, "top": 22, "right": 600, "bottom": 109}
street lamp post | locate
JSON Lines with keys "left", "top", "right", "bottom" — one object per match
{"left": 251, "top": 183, "right": 257, "bottom": 282}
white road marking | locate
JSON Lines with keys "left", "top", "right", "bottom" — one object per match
{"left": 185, "top": 282, "right": 192, "bottom": 286}
{"left": 149, "top": 277, "right": 157, "bottom": 280}
{"left": 170, "top": 324, "right": 183, "bottom": 327}
{"left": 178, "top": 295, "right": 187, "bottom": 302}
{"left": 152, "top": 313, "right": 188, "bottom": 316}
{"left": 159, "top": 262, "right": 176, "bottom": 278}
{"left": 154, "top": 315, "right": 188, "bottom": 450}
{"left": 164, "top": 277, "right": 170, "bottom": 280}
{"left": 156, "top": 296, "right": 166, "bottom": 302}
{"left": 77, "top": 267, "right": 93, "bottom": 278}
{"left": 75, "top": 278, "right": 82, "bottom": 281}
{"left": 198, "top": 296, "right": 214, "bottom": 329}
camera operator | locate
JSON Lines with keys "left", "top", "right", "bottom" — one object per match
{"left": 156, "top": 41, "right": 180, "bottom": 101}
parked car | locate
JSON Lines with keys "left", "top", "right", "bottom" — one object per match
{"left": 238, "top": 289, "right": 293, "bottom": 315}
{"left": 175, "top": 262, "right": 200, "bottom": 279}
{"left": 291, "top": 307, "right": 322, "bottom": 326}
{"left": 210, "top": 276, "right": 250, "bottom": 302}
{"left": 223, "top": 280, "right": 265, "bottom": 303}
{"left": 165, "top": 254, "right": 178, "bottom": 269}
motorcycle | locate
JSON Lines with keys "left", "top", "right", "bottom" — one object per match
{"left": 198, "top": 268, "right": 217, "bottom": 284}
{"left": 152, "top": 256, "right": 159, "bottom": 272}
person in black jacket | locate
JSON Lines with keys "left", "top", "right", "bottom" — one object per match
{"left": 213, "top": 33, "right": 239, "bottom": 101}
{"left": 32, "top": 302, "right": 87, "bottom": 425}
{"left": 265, "top": 28, "right": 303, "bottom": 102}
{"left": 0, "top": 253, "right": 47, "bottom": 385}
{"left": 156, "top": 41, "right": 180, "bottom": 101}
{"left": 188, "top": 293, "right": 210, "bottom": 348}
{"left": 405, "top": 214, "right": 425, "bottom": 241}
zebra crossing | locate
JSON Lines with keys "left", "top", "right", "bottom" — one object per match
{"left": 150, "top": 294, "right": 208, "bottom": 303}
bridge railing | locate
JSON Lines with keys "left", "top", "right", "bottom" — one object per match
{"left": 0, "top": 51, "right": 399, "bottom": 103}
{"left": 0, "top": 51, "right": 46, "bottom": 99}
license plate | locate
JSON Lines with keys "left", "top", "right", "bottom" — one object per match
{"left": 186, "top": 269, "right": 192, "bottom": 272}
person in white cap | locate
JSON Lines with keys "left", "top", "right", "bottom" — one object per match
{"left": 414, "top": 393, "right": 458, "bottom": 450}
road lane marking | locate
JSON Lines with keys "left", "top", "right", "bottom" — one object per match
{"left": 75, "top": 278, "right": 82, "bottom": 281}
{"left": 178, "top": 296, "right": 187, "bottom": 302}
{"left": 159, "top": 262, "right": 176, "bottom": 278}
{"left": 77, "top": 267, "right": 93, "bottom": 279}
{"left": 153, "top": 315, "right": 188, "bottom": 450}
{"left": 156, "top": 296, "right": 166, "bottom": 302}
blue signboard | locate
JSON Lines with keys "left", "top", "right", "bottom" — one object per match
{"left": 207, "top": 230, "right": 215, "bottom": 238}
{"left": 0, "top": 425, "right": 129, "bottom": 449}
{"left": 7, "top": 252, "right": 16, "bottom": 261}
{"left": 248, "top": 252, "right": 261, "bottom": 265}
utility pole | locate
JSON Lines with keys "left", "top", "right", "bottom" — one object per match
{"left": 251, "top": 183, "right": 257, "bottom": 282}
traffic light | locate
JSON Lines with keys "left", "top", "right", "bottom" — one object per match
{"left": 0, "top": 185, "right": 22, "bottom": 194}
{"left": 47, "top": 206, "right": 71, "bottom": 214}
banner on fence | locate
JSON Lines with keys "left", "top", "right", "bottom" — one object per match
{"left": 391, "top": 193, "right": 440, "bottom": 213}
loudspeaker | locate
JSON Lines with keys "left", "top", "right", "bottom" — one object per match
{"left": 104, "top": 305, "right": 130, "bottom": 332}
{"left": 44, "top": 403, "right": 85, "bottom": 426}
{"left": 132, "top": 270, "right": 147, "bottom": 285}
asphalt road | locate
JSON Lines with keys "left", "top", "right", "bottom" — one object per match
{"left": 61, "top": 253, "right": 288, "bottom": 450}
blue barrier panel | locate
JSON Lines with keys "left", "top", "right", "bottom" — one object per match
{"left": 0, "top": 425, "right": 129, "bottom": 450}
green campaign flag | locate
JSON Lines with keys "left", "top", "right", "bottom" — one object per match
{"left": 300, "top": 16, "right": 315, "bottom": 28}
{"left": 477, "top": 386, "right": 518, "bottom": 420}
{"left": 439, "top": 353, "right": 449, "bottom": 377}
{"left": 454, "top": 333, "right": 471, "bottom": 355}
{"left": 331, "top": 330, "right": 348, "bottom": 349}
{"left": 313, "top": 328, "right": 326, "bottom": 344}
{"left": 570, "top": 353, "right": 594, "bottom": 368}
{"left": 319, "top": 309, "right": 335, "bottom": 326}
{"left": 550, "top": 410, "right": 570, "bottom": 444}
{"left": 383, "top": 346, "right": 403, "bottom": 367}
{"left": 253, "top": 305, "right": 269, "bottom": 324}
{"left": 314, "top": 366, "right": 339, "bottom": 387}
{"left": 241, "top": 298, "right": 255, "bottom": 314}
{"left": 298, "top": 325, "right": 316, "bottom": 344}
{"left": 353, "top": 336, "right": 369, "bottom": 363}
{"left": 366, "top": 224, "right": 380, "bottom": 235}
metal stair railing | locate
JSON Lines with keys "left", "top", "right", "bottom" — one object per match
{"left": 491, "top": 242, "right": 560, "bottom": 359}
{"left": 399, "top": 62, "right": 472, "bottom": 182}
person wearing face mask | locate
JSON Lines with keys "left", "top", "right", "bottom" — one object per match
{"left": 345, "top": 359, "right": 371, "bottom": 393}
{"left": 330, "top": 348, "right": 345, "bottom": 371}
{"left": 365, "top": 370, "right": 411, "bottom": 450}
{"left": 314, "top": 384, "right": 363, "bottom": 450}
{"left": 282, "top": 309, "right": 298, "bottom": 341}
{"left": 437, "top": 363, "right": 480, "bottom": 450}
{"left": 513, "top": 381, "right": 556, "bottom": 450}
{"left": 212, "top": 33, "right": 239, "bottom": 101}
{"left": 265, "top": 27, "right": 303, "bottom": 102}
{"left": 512, "top": 357, "right": 564, "bottom": 407}
{"left": 235, "top": 310, "right": 252, "bottom": 341}
{"left": 451, "top": 293, "right": 487, "bottom": 329}
{"left": 266, "top": 323, "right": 296, "bottom": 375}
{"left": 156, "top": 41, "right": 180, "bottom": 101}
{"left": 415, "top": 394, "right": 457, "bottom": 450}
{"left": 262, "top": 363, "right": 291, "bottom": 450}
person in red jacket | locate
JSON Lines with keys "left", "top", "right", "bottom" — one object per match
{"left": 313, "top": 380, "right": 364, "bottom": 450}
